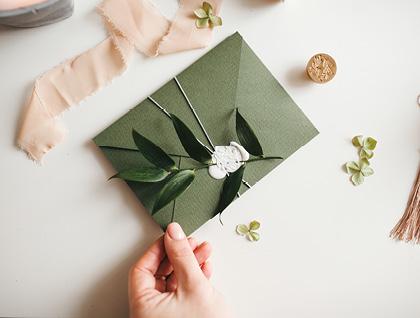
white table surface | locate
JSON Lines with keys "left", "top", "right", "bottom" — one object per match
{"left": 1, "top": 1, "right": 419, "bottom": 317}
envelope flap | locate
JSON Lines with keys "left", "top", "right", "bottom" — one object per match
{"left": 93, "top": 32, "right": 319, "bottom": 236}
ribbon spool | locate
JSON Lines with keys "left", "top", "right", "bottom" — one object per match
{"left": 0, "top": 0, "right": 74, "bottom": 28}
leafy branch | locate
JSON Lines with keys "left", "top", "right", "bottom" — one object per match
{"left": 109, "top": 106, "right": 282, "bottom": 218}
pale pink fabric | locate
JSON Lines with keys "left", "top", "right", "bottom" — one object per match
{"left": 17, "top": 0, "right": 222, "bottom": 162}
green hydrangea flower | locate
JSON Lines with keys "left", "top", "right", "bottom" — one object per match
{"left": 345, "top": 159, "right": 374, "bottom": 186}
{"left": 352, "top": 135, "right": 377, "bottom": 159}
{"left": 236, "top": 220, "right": 260, "bottom": 242}
{"left": 194, "top": 2, "right": 222, "bottom": 29}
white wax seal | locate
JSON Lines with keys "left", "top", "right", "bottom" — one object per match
{"left": 208, "top": 141, "right": 249, "bottom": 180}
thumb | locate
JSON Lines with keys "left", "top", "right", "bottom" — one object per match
{"left": 164, "top": 223, "right": 205, "bottom": 291}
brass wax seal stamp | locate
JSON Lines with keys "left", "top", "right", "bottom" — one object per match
{"left": 306, "top": 53, "right": 337, "bottom": 83}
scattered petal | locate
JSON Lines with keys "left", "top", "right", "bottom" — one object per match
{"left": 209, "top": 15, "right": 222, "bottom": 27}
{"left": 364, "top": 137, "right": 377, "bottom": 151}
{"left": 352, "top": 135, "right": 363, "bottom": 147}
{"left": 351, "top": 172, "right": 364, "bottom": 186}
{"left": 194, "top": 8, "right": 208, "bottom": 18}
{"left": 361, "top": 166, "right": 374, "bottom": 177}
{"left": 359, "top": 158, "right": 370, "bottom": 169}
{"left": 360, "top": 148, "right": 373, "bottom": 159}
{"left": 196, "top": 17, "right": 209, "bottom": 29}
{"left": 249, "top": 220, "right": 260, "bottom": 231}
{"left": 346, "top": 161, "right": 360, "bottom": 174}
{"left": 236, "top": 224, "right": 249, "bottom": 235}
{"left": 202, "top": 1, "right": 213, "bottom": 15}
{"left": 247, "top": 231, "right": 260, "bottom": 242}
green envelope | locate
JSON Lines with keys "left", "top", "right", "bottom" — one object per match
{"left": 94, "top": 32, "right": 319, "bottom": 235}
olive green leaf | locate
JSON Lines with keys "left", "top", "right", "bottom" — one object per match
{"left": 216, "top": 165, "right": 246, "bottom": 215}
{"left": 152, "top": 170, "right": 195, "bottom": 214}
{"left": 236, "top": 220, "right": 261, "bottom": 242}
{"left": 345, "top": 159, "right": 374, "bottom": 186}
{"left": 236, "top": 109, "right": 263, "bottom": 156}
{"left": 110, "top": 167, "right": 170, "bottom": 183}
{"left": 194, "top": 2, "right": 222, "bottom": 29}
{"left": 170, "top": 114, "right": 212, "bottom": 164}
{"left": 132, "top": 129, "right": 176, "bottom": 171}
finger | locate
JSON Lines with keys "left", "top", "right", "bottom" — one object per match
{"left": 166, "top": 272, "right": 177, "bottom": 293}
{"left": 164, "top": 223, "right": 205, "bottom": 291}
{"left": 129, "top": 236, "right": 165, "bottom": 295}
{"left": 193, "top": 241, "right": 212, "bottom": 266}
{"left": 156, "top": 237, "right": 198, "bottom": 277}
{"left": 165, "top": 242, "right": 212, "bottom": 292}
{"left": 155, "top": 276, "right": 166, "bottom": 293}
{"left": 201, "top": 261, "right": 212, "bottom": 280}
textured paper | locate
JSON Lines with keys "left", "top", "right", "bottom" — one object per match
{"left": 16, "top": 0, "right": 221, "bottom": 162}
{"left": 94, "top": 32, "right": 319, "bottom": 235}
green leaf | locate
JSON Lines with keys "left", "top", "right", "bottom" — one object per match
{"left": 351, "top": 172, "right": 364, "bottom": 186}
{"left": 247, "top": 231, "right": 260, "bottom": 242}
{"left": 235, "top": 109, "right": 263, "bottom": 156}
{"left": 249, "top": 220, "right": 260, "bottom": 231}
{"left": 132, "top": 130, "right": 176, "bottom": 171}
{"left": 345, "top": 161, "right": 360, "bottom": 174}
{"left": 195, "top": 18, "right": 209, "bottom": 28}
{"left": 352, "top": 135, "right": 363, "bottom": 147}
{"left": 216, "top": 165, "right": 246, "bottom": 215}
{"left": 194, "top": 8, "right": 208, "bottom": 18}
{"left": 110, "top": 167, "right": 170, "bottom": 183}
{"left": 170, "top": 114, "right": 212, "bottom": 164}
{"left": 152, "top": 170, "right": 195, "bottom": 214}
{"left": 244, "top": 156, "right": 283, "bottom": 164}
{"left": 364, "top": 137, "right": 377, "bottom": 151}
{"left": 202, "top": 1, "right": 213, "bottom": 15}
{"left": 209, "top": 15, "right": 222, "bottom": 27}
{"left": 236, "top": 224, "right": 249, "bottom": 235}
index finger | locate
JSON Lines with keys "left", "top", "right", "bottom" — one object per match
{"left": 129, "top": 236, "right": 166, "bottom": 294}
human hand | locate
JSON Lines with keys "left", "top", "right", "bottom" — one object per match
{"left": 129, "top": 222, "right": 233, "bottom": 318}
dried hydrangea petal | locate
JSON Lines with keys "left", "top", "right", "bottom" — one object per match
{"left": 246, "top": 231, "right": 260, "bottom": 242}
{"left": 236, "top": 224, "right": 249, "bottom": 235}
{"left": 249, "top": 220, "right": 260, "bottom": 231}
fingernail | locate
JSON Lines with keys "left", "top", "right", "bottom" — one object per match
{"left": 167, "top": 222, "right": 186, "bottom": 240}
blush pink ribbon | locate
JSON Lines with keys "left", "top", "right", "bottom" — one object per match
{"left": 16, "top": 0, "right": 222, "bottom": 162}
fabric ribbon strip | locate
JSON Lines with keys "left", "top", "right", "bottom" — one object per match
{"left": 16, "top": 0, "right": 222, "bottom": 162}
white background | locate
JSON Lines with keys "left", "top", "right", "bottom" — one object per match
{"left": 0, "top": 0, "right": 419, "bottom": 317}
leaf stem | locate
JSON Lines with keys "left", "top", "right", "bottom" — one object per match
{"left": 147, "top": 82, "right": 257, "bottom": 190}
{"left": 174, "top": 76, "right": 216, "bottom": 151}
{"left": 147, "top": 94, "right": 213, "bottom": 154}
{"left": 178, "top": 156, "right": 283, "bottom": 173}
{"left": 147, "top": 96, "right": 171, "bottom": 119}
{"left": 240, "top": 156, "right": 283, "bottom": 163}
{"left": 99, "top": 145, "right": 191, "bottom": 159}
